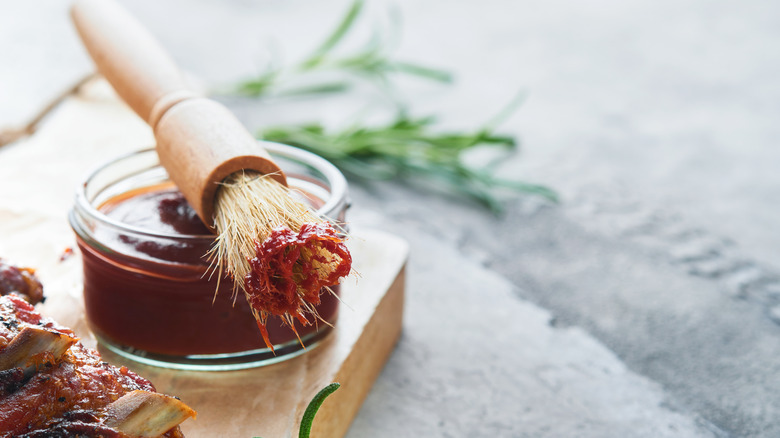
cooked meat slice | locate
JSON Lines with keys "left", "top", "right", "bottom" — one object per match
{"left": 0, "top": 259, "right": 44, "bottom": 304}
{"left": 0, "top": 295, "right": 74, "bottom": 360}
{"left": 0, "top": 326, "right": 78, "bottom": 378}
{"left": 17, "top": 415, "right": 131, "bottom": 438}
{"left": 0, "top": 368, "right": 24, "bottom": 394}
{"left": 0, "top": 342, "right": 156, "bottom": 435}
{"left": 0, "top": 295, "right": 193, "bottom": 437}
{"left": 104, "top": 390, "right": 196, "bottom": 437}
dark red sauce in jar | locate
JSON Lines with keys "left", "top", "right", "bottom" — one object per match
{"left": 70, "top": 145, "right": 346, "bottom": 370}
{"left": 75, "top": 182, "right": 339, "bottom": 359}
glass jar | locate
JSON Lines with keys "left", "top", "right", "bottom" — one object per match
{"left": 69, "top": 142, "right": 349, "bottom": 371}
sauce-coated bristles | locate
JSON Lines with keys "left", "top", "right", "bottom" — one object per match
{"left": 208, "top": 171, "right": 322, "bottom": 298}
{"left": 208, "top": 171, "right": 353, "bottom": 352}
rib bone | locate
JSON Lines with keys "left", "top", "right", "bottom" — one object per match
{"left": 103, "top": 390, "right": 197, "bottom": 437}
{"left": 0, "top": 326, "right": 77, "bottom": 376}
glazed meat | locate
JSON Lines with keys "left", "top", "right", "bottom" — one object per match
{"left": 0, "top": 259, "right": 44, "bottom": 304}
{"left": 0, "top": 295, "right": 194, "bottom": 437}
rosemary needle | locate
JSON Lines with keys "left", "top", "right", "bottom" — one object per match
{"left": 232, "top": 0, "right": 451, "bottom": 99}
{"left": 260, "top": 111, "right": 557, "bottom": 213}
{"left": 231, "top": 0, "right": 556, "bottom": 212}
{"left": 253, "top": 382, "right": 341, "bottom": 438}
{"left": 299, "top": 383, "right": 341, "bottom": 438}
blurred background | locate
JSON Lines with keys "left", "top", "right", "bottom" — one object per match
{"left": 2, "top": 1, "right": 780, "bottom": 436}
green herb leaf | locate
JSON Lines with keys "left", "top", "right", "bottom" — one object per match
{"left": 389, "top": 61, "right": 454, "bottom": 82}
{"left": 299, "top": 382, "right": 341, "bottom": 438}
{"left": 252, "top": 383, "right": 340, "bottom": 438}
{"left": 234, "top": 71, "right": 278, "bottom": 97}
{"left": 231, "top": 0, "right": 449, "bottom": 99}
{"left": 231, "top": 0, "right": 555, "bottom": 213}
{"left": 260, "top": 109, "right": 556, "bottom": 213}
{"left": 301, "top": 0, "right": 365, "bottom": 70}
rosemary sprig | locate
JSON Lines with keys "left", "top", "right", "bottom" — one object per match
{"left": 233, "top": 0, "right": 451, "bottom": 98}
{"left": 232, "top": 0, "right": 556, "bottom": 211}
{"left": 299, "top": 383, "right": 341, "bottom": 438}
{"left": 261, "top": 110, "right": 557, "bottom": 212}
{"left": 254, "top": 382, "right": 340, "bottom": 438}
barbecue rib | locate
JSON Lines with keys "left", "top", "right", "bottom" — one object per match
{"left": 0, "top": 294, "right": 195, "bottom": 437}
{"left": 0, "top": 258, "right": 44, "bottom": 304}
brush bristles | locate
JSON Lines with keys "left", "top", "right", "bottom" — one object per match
{"left": 208, "top": 171, "right": 324, "bottom": 296}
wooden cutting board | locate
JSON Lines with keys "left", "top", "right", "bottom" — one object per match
{"left": 106, "top": 231, "right": 408, "bottom": 438}
{"left": 0, "top": 81, "right": 408, "bottom": 437}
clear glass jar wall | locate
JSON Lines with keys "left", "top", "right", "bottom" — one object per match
{"left": 69, "top": 142, "right": 349, "bottom": 371}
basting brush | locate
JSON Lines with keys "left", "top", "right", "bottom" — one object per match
{"left": 71, "top": 0, "right": 352, "bottom": 349}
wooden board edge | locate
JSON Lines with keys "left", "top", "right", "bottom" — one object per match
{"left": 310, "top": 265, "right": 407, "bottom": 437}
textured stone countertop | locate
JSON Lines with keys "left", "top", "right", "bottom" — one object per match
{"left": 2, "top": 1, "right": 779, "bottom": 437}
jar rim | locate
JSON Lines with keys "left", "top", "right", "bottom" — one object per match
{"left": 72, "top": 141, "right": 349, "bottom": 241}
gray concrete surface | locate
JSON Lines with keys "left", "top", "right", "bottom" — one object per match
{"left": 3, "top": 1, "right": 780, "bottom": 437}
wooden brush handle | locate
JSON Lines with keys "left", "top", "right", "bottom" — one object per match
{"left": 70, "top": 0, "right": 191, "bottom": 128}
{"left": 71, "top": 0, "right": 286, "bottom": 225}
{"left": 154, "top": 98, "right": 286, "bottom": 224}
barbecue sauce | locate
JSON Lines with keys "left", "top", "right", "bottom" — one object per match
{"left": 76, "top": 183, "right": 339, "bottom": 356}
{"left": 245, "top": 223, "right": 351, "bottom": 350}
